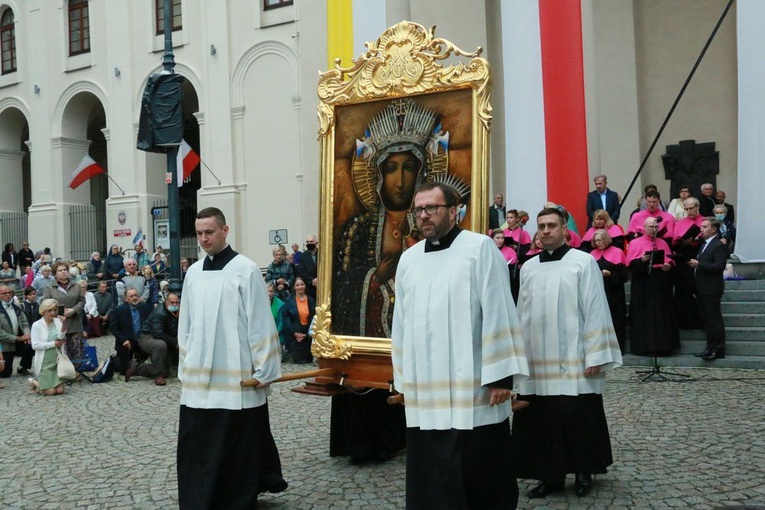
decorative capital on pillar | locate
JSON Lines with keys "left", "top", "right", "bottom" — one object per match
{"left": 51, "top": 137, "right": 91, "bottom": 150}
{"left": 292, "top": 96, "right": 302, "bottom": 110}
{"left": 192, "top": 111, "right": 205, "bottom": 125}
{"left": 24, "top": 140, "right": 32, "bottom": 152}
{"left": 231, "top": 106, "right": 245, "bottom": 120}
{"left": 101, "top": 128, "right": 111, "bottom": 141}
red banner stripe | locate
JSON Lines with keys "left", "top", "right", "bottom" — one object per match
{"left": 538, "top": 0, "right": 590, "bottom": 231}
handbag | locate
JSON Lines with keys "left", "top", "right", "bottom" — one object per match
{"left": 79, "top": 342, "right": 99, "bottom": 372}
{"left": 56, "top": 348, "right": 77, "bottom": 380}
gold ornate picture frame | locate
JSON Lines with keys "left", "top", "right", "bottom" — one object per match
{"left": 312, "top": 21, "right": 492, "bottom": 361}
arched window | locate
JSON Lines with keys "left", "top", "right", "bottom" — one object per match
{"left": 68, "top": 0, "right": 90, "bottom": 56}
{"left": 155, "top": 0, "right": 182, "bottom": 35}
{"left": 1, "top": 8, "right": 16, "bottom": 74}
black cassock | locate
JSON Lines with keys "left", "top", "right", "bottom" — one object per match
{"left": 596, "top": 257, "right": 628, "bottom": 353}
{"left": 628, "top": 259, "right": 680, "bottom": 356}
{"left": 671, "top": 226, "right": 703, "bottom": 329}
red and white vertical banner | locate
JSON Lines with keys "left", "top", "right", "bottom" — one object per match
{"left": 502, "top": 0, "right": 591, "bottom": 231}
{"left": 736, "top": 0, "right": 765, "bottom": 262}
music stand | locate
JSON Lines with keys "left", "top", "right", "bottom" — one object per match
{"left": 635, "top": 228, "right": 690, "bottom": 382}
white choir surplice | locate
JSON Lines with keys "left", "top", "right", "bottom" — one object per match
{"left": 178, "top": 254, "right": 281, "bottom": 410}
{"left": 518, "top": 248, "right": 622, "bottom": 396}
{"left": 391, "top": 230, "right": 529, "bottom": 430}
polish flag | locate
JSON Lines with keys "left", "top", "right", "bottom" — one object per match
{"left": 502, "top": 0, "right": 590, "bottom": 232}
{"left": 176, "top": 139, "right": 200, "bottom": 188}
{"left": 67, "top": 155, "right": 105, "bottom": 190}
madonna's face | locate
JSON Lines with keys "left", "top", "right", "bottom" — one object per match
{"left": 379, "top": 151, "right": 421, "bottom": 211}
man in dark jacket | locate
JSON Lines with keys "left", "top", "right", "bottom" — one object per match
{"left": 16, "top": 287, "right": 40, "bottom": 375}
{"left": 110, "top": 286, "right": 168, "bottom": 385}
{"left": 488, "top": 193, "right": 506, "bottom": 231}
{"left": 689, "top": 217, "right": 728, "bottom": 361}
{"left": 145, "top": 292, "right": 180, "bottom": 370}
{"left": 94, "top": 281, "right": 114, "bottom": 334}
{"left": 585, "top": 175, "right": 620, "bottom": 230}
{"left": 17, "top": 242, "right": 35, "bottom": 275}
{"left": 298, "top": 235, "right": 319, "bottom": 299}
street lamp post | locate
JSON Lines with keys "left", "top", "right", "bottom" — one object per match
{"left": 162, "top": 0, "right": 182, "bottom": 295}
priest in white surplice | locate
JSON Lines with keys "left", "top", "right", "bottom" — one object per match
{"left": 177, "top": 207, "right": 286, "bottom": 509}
{"left": 513, "top": 207, "right": 622, "bottom": 500}
{"left": 392, "top": 182, "right": 529, "bottom": 510}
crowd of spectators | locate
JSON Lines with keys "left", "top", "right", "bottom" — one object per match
{"left": 265, "top": 239, "right": 319, "bottom": 364}
{"left": 0, "top": 242, "right": 186, "bottom": 392}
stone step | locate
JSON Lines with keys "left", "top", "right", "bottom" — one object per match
{"left": 723, "top": 278, "right": 765, "bottom": 290}
{"left": 722, "top": 289, "right": 765, "bottom": 302}
{"left": 678, "top": 339, "right": 765, "bottom": 356}
{"left": 718, "top": 313, "right": 765, "bottom": 328}
{"left": 721, "top": 301, "right": 765, "bottom": 314}
{"left": 676, "top": 327, "right": 765, "bottom": 342}
{"left": 626, "top": 295, "right": 765, "bottom": 315}
{"left": 621, "top": 354, "right": 765, "bottom": 370}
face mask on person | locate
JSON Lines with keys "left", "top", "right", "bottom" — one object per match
{"left": 306, "top": 243, "right": 316, "bottom": 251}
{"left": 714, "top": 214, "right": 726, "bottom": 221}
{"left": 167, "top": 305, "right": 179, "bottom": 313}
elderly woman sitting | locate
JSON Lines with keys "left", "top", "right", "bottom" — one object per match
{"left": 30, "top": 298, "right": 67, "bottom": 396}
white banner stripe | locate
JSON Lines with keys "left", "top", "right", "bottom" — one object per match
{"left": 502, "top": 0, "right": 548, "bottom": 217}
{"left": 736, "top": 0, "right": 765, "bottom": 262}
{"left": 352, "top": 0, "right": 386, "bottom": 60}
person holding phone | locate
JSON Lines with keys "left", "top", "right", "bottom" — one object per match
{"left": 42, "top": 262, "right": 85, "bottom": 363}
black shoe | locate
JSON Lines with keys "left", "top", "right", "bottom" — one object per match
{"left": 17, "top": 368, "right": 31, "bottom": 376}
{"left": 695, "top": 348, "right": 711, "bottom": 358}
{"left": 527, "top": 481, "right": 564, "bottom": 499}
{"left": 702, "top": 351, "right": 725, "bottom": 361}
{"left": 575, "top": 473, "right": 593, "bottom": 497}
{"left": 266, "top": 479, "right": 288, "bottom": 494}
{"left": 124, "top": 366, "right": 135, "bottom": 382}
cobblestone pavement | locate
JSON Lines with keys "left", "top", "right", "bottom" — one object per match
{"left": 1, "top": 335, "right": 764, "bottom": 509}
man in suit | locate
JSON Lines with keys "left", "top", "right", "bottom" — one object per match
{"left": 298, "top": 235, "right": 319, "bottom": 299}
{"left": 689, "top": 217, "right": 728, "bottom": 361}
{"left": 715, "top": 190, "right": 735, "bottom": 224}
{"left": 586, "top": 175, "right": 620, "bottom": 230}
{"left": 94, "top": 281, "right": 114, "bottom": 335}
{"left": 698, "top": 183, "right": 717, "bottom": 217}
{"left": 111, "top": 286, "right": 168, "bottom": 385}
{"left": 488, "top": 193, "right": 506, "bottom": 231}
{"left": 0, "top": 284, "right": 31, "bottom": 378}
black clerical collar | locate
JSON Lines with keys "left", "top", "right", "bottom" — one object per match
{"left": 539, "top": 242, "right": 571, "bottom": 262}
{"left": 203, "top": 245, "right": 238, "bottom": 271}
{"left": 424, "top": 226, "right": 462, "bottom": 253}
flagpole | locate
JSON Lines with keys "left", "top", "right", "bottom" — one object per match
{"left": 200, "top": 159, "right": 222, "bottom": 185}
{"left": 103, "top": 173, "right": 126, "bottom": 195}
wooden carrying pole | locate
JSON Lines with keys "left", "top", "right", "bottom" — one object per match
{"left": 240, "top": 368, "right": 339, "bottom": 387}
{"left": 386, "top": 393, "right": 530, "bottom": 412}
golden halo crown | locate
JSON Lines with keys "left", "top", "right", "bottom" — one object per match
{"left": 366, "top": 98, "right": 438, "bottom": 166}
